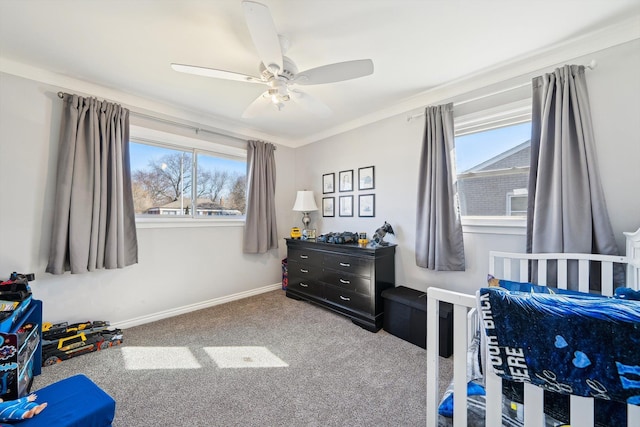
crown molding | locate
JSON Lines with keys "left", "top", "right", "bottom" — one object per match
{"left": 295, "top": 13, "right": 640, "bottom": 147}
{"left": 2, "top": 14, "right": 638, "bottom": 149}
{"left": 0, "top": 57, "right": 288, "bottom": 147}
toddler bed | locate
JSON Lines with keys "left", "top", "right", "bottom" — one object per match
{"left": 426, "top": 228, "right": 640, "bottom": 427}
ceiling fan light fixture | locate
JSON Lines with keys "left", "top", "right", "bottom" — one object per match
{"left": 266, "top": 63, "right": 280, "bottom": 76}
{"left": 173, "top": 1, "right": 373, "bottom": 118}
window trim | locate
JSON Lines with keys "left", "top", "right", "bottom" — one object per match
{"left": 135, "top": 216, "right": 245, "bottom": 229}
{"left": 130, "top": 125, "right": 247, "bottom": 228}
{"left": 461, "top": 216, "right": 526, "bottom": 235}
{"left": 455, "top": 99, "right": 531, "bottom": 136}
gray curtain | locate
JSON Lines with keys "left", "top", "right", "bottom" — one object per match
{"left": 243, "top": 140, "right": 278, "bottom": 254}
{"left": 415, "top": 103, "right": 465, "bottom": 271}
{"left": 527, "top": 65, "right": 619, "bottom": 287}
{"left": 46, "top": 94, "right": 138, "bottom": 274}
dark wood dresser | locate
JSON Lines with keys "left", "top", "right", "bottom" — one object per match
{"left": 285, "top": 239, "right": 396, "bottom": 332}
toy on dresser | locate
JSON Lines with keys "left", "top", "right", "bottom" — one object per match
{"left": 371, "top": 222, "right": 394, "bottom": 246}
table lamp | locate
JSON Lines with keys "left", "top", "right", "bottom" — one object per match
{"left": 292, "top": 190, "right": 318, "bottom": 230}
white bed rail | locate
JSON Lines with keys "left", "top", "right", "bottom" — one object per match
{"left": 489, "top": 251, "right": 633, "bottom": 294}
{"left": 426, "top": 287, "right": 476, "bottom": 427}
{"left": 426, "top": 228, "right": 640, "bottom": 427}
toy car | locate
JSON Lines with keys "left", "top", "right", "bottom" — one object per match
{"left": 42, "top": 320, "right": 110, "bottom": 343}
{"left": 42, "top": 327, "right": 123, "bottom": 366}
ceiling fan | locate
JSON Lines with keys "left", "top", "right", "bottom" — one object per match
{"left": 171, "top": 0, "right": 374, "bottom": 118}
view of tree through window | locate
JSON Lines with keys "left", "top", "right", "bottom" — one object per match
{"left": 130, "top": 141, "right": 246, "bottom": 217}
{"left": 455, "top": 122, "right": 531, "bottom": 217}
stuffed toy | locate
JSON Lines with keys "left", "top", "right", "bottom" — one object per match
{"left": 0, "top": 394, "right": 47, "bottom": 422}
{"left": 371, "top": 221, "right": 394, "bottom": 246}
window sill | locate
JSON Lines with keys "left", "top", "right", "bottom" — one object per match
{"left": 135, "top": 216, "right": 245, "bottom": 229}
{"left": 461, "top": 216, "right": 526, "bottom": 235}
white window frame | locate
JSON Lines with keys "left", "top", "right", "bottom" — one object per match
{"left": 455, "top": 99, "right": 531, "bottom": 235}
{"left": 130, "top": 125, "right": 247, "bottom": 229}
{"left": 506, "top": 189, "right": 528, "bottom": 217}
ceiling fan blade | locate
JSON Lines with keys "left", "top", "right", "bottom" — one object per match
{"left": 241, "top": 92, "right": 273, "bottom": 118}
{"left": 289, "top": 90, "right": 332, "bottom": 117}
{"left": 294, "top": 59, "right": 374, "bottom": 85}
{"left": 241, "top": 1, "right": 283, "bottom": 75}
{"left": 171, "top": 63, "right": 264, "bottom": 84}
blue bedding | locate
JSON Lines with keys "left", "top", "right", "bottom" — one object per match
{"left": 478, "top": 285, "right": 640, "bottom": 407}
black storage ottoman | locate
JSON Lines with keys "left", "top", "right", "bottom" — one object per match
{"left": 381, "top": 286, "right": 453, "bottom": 357}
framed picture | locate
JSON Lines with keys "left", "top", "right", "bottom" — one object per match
{"left": 339, "top": 195, "right": 353, "bottom": 217}
{"left": 322, "top": 197, "right": 335, "bottom": 217}
{"left": 322, "top": 173, "right": 335, "bottom": 194}
{"left": 358, "top": 194, "right": 375, "bottom": 217}
{"left": 338, "top": 170, "right": 354, "bottom": 192}
{"left": 358, "top": 166, "right": 375, "bottom": 190}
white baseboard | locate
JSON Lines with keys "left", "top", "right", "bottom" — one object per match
{"left": 112, "top": 283, "right": 282, "bottom": 329}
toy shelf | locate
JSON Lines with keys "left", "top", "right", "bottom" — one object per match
{"left": 0, "top": 299, "right": 42, "bottom": 400}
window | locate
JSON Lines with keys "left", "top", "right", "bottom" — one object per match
{"left": 454, "top": 100, "right": 531, "bottom": 218}
{"left": 507, "top": 190, "right": 528, "bottom": 216}
{"left": 129, "top": 126, "right": 247, "bottom": 221}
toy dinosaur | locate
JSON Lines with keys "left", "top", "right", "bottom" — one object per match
{"left": 372, "top": 222, "right": 394, "bottom": 246}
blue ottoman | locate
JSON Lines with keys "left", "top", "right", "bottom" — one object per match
{"left": 3, "top": 374, "right": 115, "bottom": 427}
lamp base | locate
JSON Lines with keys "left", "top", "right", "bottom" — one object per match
{"left": 301, "top": 212, "right": 311, "bottom": 229}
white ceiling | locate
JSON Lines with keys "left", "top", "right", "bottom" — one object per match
{"left": 1, "top": 0, "right": 639, "bottom": 147}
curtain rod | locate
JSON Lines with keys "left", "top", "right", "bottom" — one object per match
{"left": 55, "top": 91, "right": 265, "bottom": 146}
{"left": 406, "top": 60, "right": 598, "bottom": 122}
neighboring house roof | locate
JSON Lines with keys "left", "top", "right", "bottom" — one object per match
{"left": 154, "top": 198, "right": 222, "bottom": 210}
{"left": 462, "top": 140, "right": 530, "bottom": 173}
{"left": 145, "top": 198, "right": 241, "bottom": 215}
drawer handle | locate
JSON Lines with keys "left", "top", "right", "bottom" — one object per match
{"left": 339, "top": 295, "right": 351, "bottom": 301}
{"left": 300, "top": 269, "right": 309, "bottom": 273}
{"left": 339, "top": 262, "right": 351, "bottom": 267}
{"left": 339, "top": 278, "right": 350, "bottom": 284}
{"left": 300, "top": 282, "right": 308, "bottom": 288}
{"left": 299, "top": 255, "right": 309, "bottom": 259}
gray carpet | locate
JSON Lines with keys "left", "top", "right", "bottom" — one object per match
{"left": 32, "top": 290, "right": 452, "bottom": 426}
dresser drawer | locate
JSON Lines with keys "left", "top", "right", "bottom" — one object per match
{"left": 324, "top": 286, "right": 370, "bottom": 314}
{"left": 288, "top": 278, "right": 323, "bottom": 298}
{"left": 288, "top": 247, "right": 322, "bottom": 266}
{"left": 323, "top": 253, "right": 372, "bottom": 277}
{"left": 321, "top": 270, "right": 371, "bottom": 295}
{"left": 288, "top": 260, "right": 321, "bottom": 279}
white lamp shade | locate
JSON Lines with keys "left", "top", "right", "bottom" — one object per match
{"left": 292, "top": 190, "right": 318, "bottom": 212}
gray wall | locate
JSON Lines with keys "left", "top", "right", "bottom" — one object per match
{"left": 295, "top": 39, "right": 640, "bottom": 295}
{"left": 0, "top": 72, "right": 296, "bottom": 326}
{"left": 0, "top": 38, "right": 637, "bottom": 327}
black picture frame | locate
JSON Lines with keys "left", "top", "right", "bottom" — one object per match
{"left": 358, "top": 194, "right": 375, "bottom": 217}
{"left": 338, "top": 169, "right": 354, "bottom": 192}
{"left": 339, "top": 195, "right": 354, "bottom": 217}
{"left": 358, "top": 166, "right": 375, "bottom": 190}
{"left": 322, "top": 197, "right": 335, "bottom": 217}
{"left": 322, "top": 173, "right": 335, "bottom": 194}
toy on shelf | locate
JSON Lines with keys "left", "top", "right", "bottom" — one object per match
{"left": 0, "top": 272, "right": 34, "bottom": 326}
{"left": 0, "top": 273, "right": 41, "bottom": 401}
